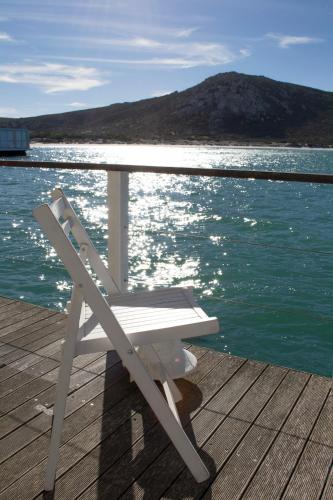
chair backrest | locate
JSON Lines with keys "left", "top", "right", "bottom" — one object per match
{"left": 38, "top": 188, "right": 120, "bottom": 295}
{"left": 34, "top": 189, "right": 164, "bottom": 391}
{"left": 33, "top": 188, "right": 137, "bottom": 348}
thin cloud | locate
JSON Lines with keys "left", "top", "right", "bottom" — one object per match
{"left": 0, "top": 32, "right": 14, "bottom": 42}
{"left": 41, "top": 36, "right": 248, "bottom": 68}
{"left": 0, "top": 63, "right": 107, "bottom": 93}
{"left": 266, "top": 33, "right": 324, "bottom": 48}
{"left": 175, "top": 27, "right": 198, "bottom": 38}
{"left": 6, "top": 9, "right": 199, "bottom": 40}
{"left": 0, "top": 106, "right": 19, "bottom": 117}
{"left": 46, "top": 53, "right": 237, "bottom": 69}
{"left": 68, "top": 101, "right": 87, "bottom": 107}
{"left": 151, "top": 89, "right": 173, "bottom": 97}
{"left": 102, "top": 37, "right": 162, "bottom": 48}
{"left": 240, "top": 48, "right": 251, "bottom": 57}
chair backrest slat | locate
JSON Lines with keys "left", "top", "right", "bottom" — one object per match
{"left": 50, "top": 196, "right": 66, "bottom": 220}
{"left": 61, "top": 219, "right": 72, "bottom": 236}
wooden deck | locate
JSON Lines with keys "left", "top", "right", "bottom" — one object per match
{"left": 0, "top": 295, "right": 331, "bottom": 500}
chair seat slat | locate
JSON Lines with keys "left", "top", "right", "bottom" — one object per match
{"left": 81, "top": 297, "right": 218, "bottom": 343}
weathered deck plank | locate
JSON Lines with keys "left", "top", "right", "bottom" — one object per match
{"left": 321, "top": 466, "right": 333, "bottom": 500}
{"left": 0, "top": 296, "right": 331, "bottom": 500}
{"left": 310, "top": 388, "right": 333, "bottom": 448}
{"left": 281, "top": 441, "right": 332, "bottom": 500}
{"left": 0, "top": 312, "right": 64, "bottom": 360}
{"left": 202, "top": 424, "right": 277, "bottom": 499}
{"left": 0, "top": 297, "right": 15, "bottom": 308}
{"left": 234, "top": 432, "right": 305, "bottom": 500}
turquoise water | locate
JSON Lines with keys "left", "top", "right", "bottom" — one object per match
{"left": 1, "top": 144, "right": 332, "bottom": 377}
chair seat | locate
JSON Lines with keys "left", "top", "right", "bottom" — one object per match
{"left": 76, "top": 287, "right": 219, "bottom": 355}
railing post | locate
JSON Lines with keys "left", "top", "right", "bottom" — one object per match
{"left": 107, "top": 171, "right": 129, "bottom": 293}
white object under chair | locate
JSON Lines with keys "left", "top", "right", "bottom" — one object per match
{"left": 33, "top": 188, "right": 219, "bottom": 492}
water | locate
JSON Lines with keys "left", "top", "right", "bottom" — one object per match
{"left": 1, "top": 144, "right": 333, "bottom": 377}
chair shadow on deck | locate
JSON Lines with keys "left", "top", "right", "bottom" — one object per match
{"left": 96, "top": 352, "right": 215, "bottom": 499}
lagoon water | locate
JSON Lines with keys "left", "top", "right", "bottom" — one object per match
{"left": 1, "top": 144, "right": 333, "bottom": 376}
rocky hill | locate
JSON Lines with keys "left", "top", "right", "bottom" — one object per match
{"left": 1, "top": 72, "right": 333, "bottom": 146}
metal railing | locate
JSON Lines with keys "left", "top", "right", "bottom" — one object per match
{"left": 1, "top": 159, "right": 333, "bottom": 183}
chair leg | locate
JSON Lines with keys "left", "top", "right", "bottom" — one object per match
{"left": 44, "top": 345, "right": 75, "bottom": 491}
{"left": 126, "top": 353, "right": 210, "bottom": 483}
{"left": 162, "top": 378, "right": 181, "bottom": 424}
{"left": 167, "top": 377, "right": 183, "bottom": 402}
{"left": 45, "top": 288, "right": 83, "bottom": 492}
{"left": 158, "top": 364, "right": 182, "bottom": 423}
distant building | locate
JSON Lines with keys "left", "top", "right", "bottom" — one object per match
{"left": 0, "top": 128, "right": 30, "bottom": 156}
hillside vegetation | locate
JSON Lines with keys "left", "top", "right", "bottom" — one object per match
{"left": 1, "top": 72, "right": 333, "bottom": 146}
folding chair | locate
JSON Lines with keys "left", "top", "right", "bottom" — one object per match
{"left": 33, "top": 188, "right": 219, "bottom": 492}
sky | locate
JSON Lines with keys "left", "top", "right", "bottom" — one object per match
{"left": 0, "top": 0, "right": 332, "bottom": 118}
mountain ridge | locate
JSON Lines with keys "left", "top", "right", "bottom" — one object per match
{"left": 1, "top": 72, "right": 333, "bottom": 147}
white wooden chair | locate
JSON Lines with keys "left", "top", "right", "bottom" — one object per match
{"left": 33, "top": 188, "right": 219, "bottom": 492}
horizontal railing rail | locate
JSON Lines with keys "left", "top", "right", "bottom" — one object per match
{"left": 1, "top": 159, "right": 333, "bottom": 184}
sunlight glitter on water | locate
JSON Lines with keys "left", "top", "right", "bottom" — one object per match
{"left": 1, "top": 144, "right": 333, "bottom": 376}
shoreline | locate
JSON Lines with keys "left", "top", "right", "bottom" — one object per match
{"left": 30, "top": 141, "right": 333, "bottom": 151}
